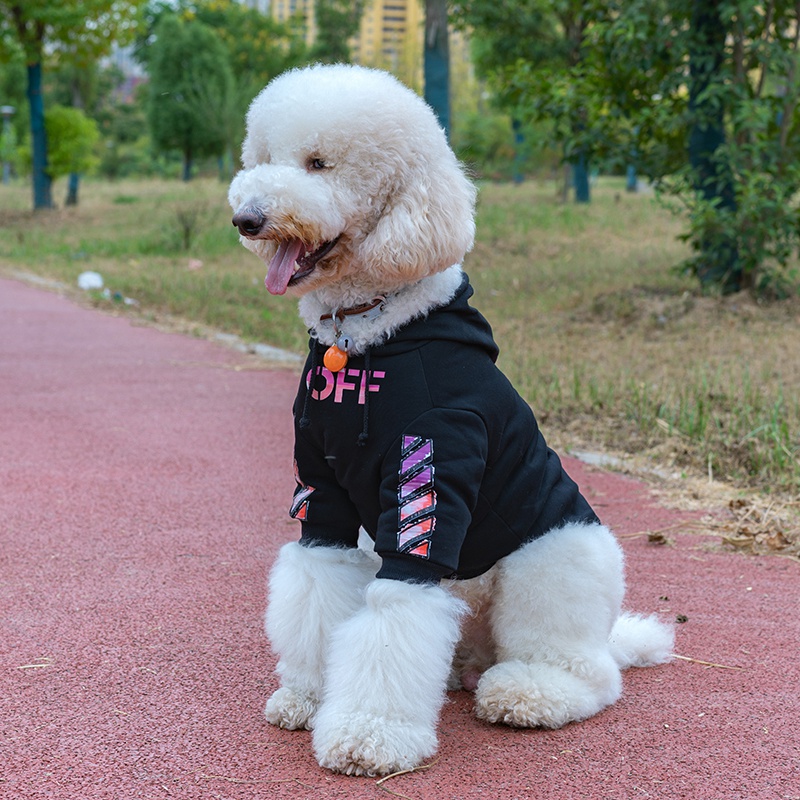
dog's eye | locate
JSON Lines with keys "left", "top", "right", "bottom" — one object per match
{"left": 307, "top": 157, "right": 328, "bottom": 171}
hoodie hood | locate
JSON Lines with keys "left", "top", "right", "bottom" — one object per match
{"left": 372, "top": 273, "right": 500, "bottom": 362}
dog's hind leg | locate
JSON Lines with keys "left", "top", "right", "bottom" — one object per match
{"left": 264, "top": 542, "right": 376, "bottom": 730}
{"left": 475, "top": 523, "right": 629, "bottom": 729}
{"left": 312, "top": 579, "right": 467, "bottom": 776}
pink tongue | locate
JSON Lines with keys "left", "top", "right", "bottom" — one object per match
{"left": 265, "top": 238, "right": 305, "bottom": 295}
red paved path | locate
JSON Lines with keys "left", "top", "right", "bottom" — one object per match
{"left": 1, "top": 276, "right": 798, "bottom": 800}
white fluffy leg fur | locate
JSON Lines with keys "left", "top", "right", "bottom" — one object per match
{"left": 264, "top": 542, "right": 376, "bottom": 730}
{"left": 476, "top": 523, "right": 671, "bottom": 728}
{"left": 312, "top": 579, "right": 467, "bottom": 776}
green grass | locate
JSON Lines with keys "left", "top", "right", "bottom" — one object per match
{"left": 0, "top": 178, "right": 309, "bottom": 352}
{"left": 1, "top": 175, "right": 799, "bottom": 495}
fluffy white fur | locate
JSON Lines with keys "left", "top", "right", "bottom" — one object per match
{"left": 299, "top": 264, "right": 465, "bottom": 354}
{"left": 264, "top": 542, "right": 376, "bottom": 730}
{"left": 475, "top": 524, "right": 627, "bottom": 728}
{"left": 312, "top": 580, "right": 467, "bottom": 776}
{"left": 229, "top": 64, "right": 475, "bottom": 307}
{"left": 230, "top": 64, "right": 674, "bottom": 777}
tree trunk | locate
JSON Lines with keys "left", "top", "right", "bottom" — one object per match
{"left": 424, "top": 0, "right": 450, "bottom": 139}
{"left": 573, "top": 151, "right": 590, "bottom": 203}
{"left": 27, "top": 62, "right": 52, "bottom": 210}
{"left": 626, "top": 165, "right": 637, "bottom": 192}
{"left": 65, "top": 173, "right": 79, "bottom": 206}
{"left": 182, "top": 151, "right": 193, "bottom": 182}
{"left": 512, "top": 118, "right": 525, "bottom": 184}
{"left": 561, "top": 6, "right": 590, "bottom": 203}
{"left": 688, "top": 0, "right": 741, "bottom": 293}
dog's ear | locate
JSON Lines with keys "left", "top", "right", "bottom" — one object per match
{"left": 358, "top": 154, "right": 476, "bottom": 284}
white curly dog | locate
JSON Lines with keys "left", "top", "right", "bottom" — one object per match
{"left": 229, "top": 64, "right": 673, "bottom": 777}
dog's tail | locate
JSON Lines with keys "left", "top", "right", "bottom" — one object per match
{"left": 608, "top": 612, "right": 675, "bottom": 669}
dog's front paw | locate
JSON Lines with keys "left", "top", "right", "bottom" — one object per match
{"left": 265, "top": 686, "right": 318, "bottom": 730}
{"left": 313, "top": 712, "right": 437, "bottom": 777}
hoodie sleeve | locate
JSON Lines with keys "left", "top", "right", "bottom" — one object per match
{"left": 373, "top": 408, "right": 489, "bottom": 582}
{"left": 291, "top": 427, "right": 362, "bottom": 550}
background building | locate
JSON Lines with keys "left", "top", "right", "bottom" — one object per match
{"left": 267, "top": 0, "right": 471, "bottom": 94}
{"left": 268, "top": 0, "right": 317, "bottom": 47}
{"left": 355, "top": 0, "right": 423, "bottom": 87}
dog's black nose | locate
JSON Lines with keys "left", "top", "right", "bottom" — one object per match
{"left": 232, "top": 209, "right": 266, "bottom": 237}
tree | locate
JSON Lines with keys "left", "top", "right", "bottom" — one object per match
{"left": 452, "top": 0, "right": 592, "bottom": 199}
{"left": 47, "top": 60, "right": 128, "bottom": 204}
{"left": 311, "top": 0, "right": 365, "bottom": 63}
{"left": 508, "top": 0, "right": 800, "bottom": 295}
{"left": 146, "top": 13, "right": 234, "bottom": 180}
{"left": 43, "top": 105, "right": 99, "bottom": 204}
{"left": 686, "top": 0, "right": 740, "bottom": 291}
{"left": 0, "top": 42, "right": 25, "bottom": 180}
{"left": 193, "top": 0, "right": 307, "bottom": 171}
{"left": 451, "top": 0, "right": 560, "bottom": 87}
{"left": 425, "top": 0, "right": 451, "bottom": 138}
{"left": 138, "top": 1, "right": 306, "bottom": 177}
{"left": 0, "top": 38, "right": 25, "bottom": 114}
{"left": 0, "top": 1, "right": 143, "bottom": 209}
{"left": 195, "top": 1, "right": 306, "bottom": 93}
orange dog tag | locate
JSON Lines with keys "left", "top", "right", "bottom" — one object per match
{"left": 323, "top": 344, "right": 348, "bottom": 372}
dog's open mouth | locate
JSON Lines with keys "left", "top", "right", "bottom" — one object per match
{"left": 265, "top": 237, "right": 340, "bottom": 295}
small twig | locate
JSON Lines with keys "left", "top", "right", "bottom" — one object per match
{"left": 195, "top": 774, "right": 260, "bottom": 785}
{"left": 377, "top": 785, "right": 414, "bottom": 800}
{"left": 195, "top": 772, "right": 298, "bottom": 785}
{"left": 375, "top": 759, "right": 439, "bottom": 798}
{"left": 618, "top": 521, "right": 705, "bottom": 540}
{"left": 673, "top": 654, "right": 744, "bottom": 670}
{"left": 733, "top": 504, "right": 758, "bottom": 526}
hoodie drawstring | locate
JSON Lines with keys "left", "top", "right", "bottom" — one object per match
{"left": 357, "top": 347, "right": 371, "bottom": 447}
{"left": 298, "top": 340, "right": 318, "bottom": 431}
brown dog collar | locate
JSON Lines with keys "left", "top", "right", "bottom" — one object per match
{"left": 319, "top": 297, "right": 386, "bottom": 324}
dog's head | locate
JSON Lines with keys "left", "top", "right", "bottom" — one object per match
{"left": 228, "top": 64, "right": 476, "bottom": 299}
